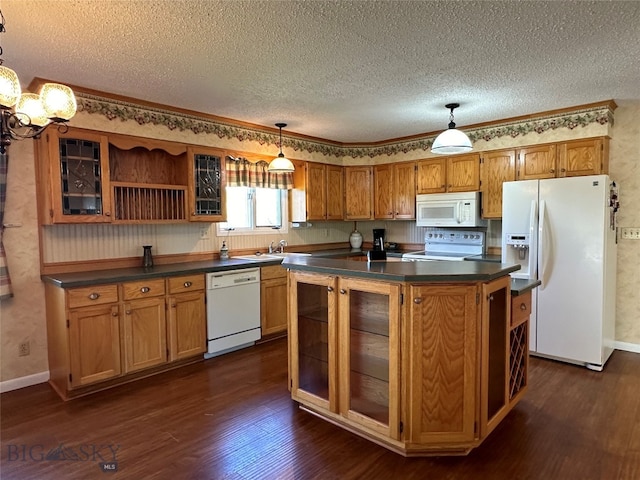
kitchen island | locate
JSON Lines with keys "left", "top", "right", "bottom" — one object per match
{"left": 282, "top": 256, "right": 532, "bottom": 456}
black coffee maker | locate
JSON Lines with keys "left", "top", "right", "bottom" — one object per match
{"left": 372, "top": 229, "right": 385, "bottom": 251}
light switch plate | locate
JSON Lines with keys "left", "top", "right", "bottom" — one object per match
{"left": 620, "top": 227, "right": 640, "bottom": 240}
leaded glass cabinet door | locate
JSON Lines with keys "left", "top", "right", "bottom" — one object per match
{"left": 289, "top": 271, "right": 338, "bottom": 413}
{"left": 337, "top": 277, "right": 401, "bottom": 440}
{"left": 47, "top": 129, "right": 111, "bottom": 223}
{"left": 188, "top": 147, "right": 226, "bottom": 222}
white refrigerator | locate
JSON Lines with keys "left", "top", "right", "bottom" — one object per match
{"left": 501, "top": 175, "right": 617, "bottom": 370}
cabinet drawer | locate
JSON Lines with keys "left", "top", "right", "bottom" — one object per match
{"left": 121, "top": 278, "right": 166, "bottom": 300}
{"left": 168, "top": 274, "right": 205, "bottom": 294}
{"left": 511, "top": 291, "right": 532, "bottom": 327}
{"left": 261, "top": 265, "right": 287, "bottom": 281}
{"left": 67, "top": 284, "right": 119, "bottom": 309}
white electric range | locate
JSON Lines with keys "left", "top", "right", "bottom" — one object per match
{"left": 402, "top": 230, "right": 485, "bottom": 261}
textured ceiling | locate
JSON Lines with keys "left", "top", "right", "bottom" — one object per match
{"left": 3, "top": 0, "right": 640, "bottom": 143}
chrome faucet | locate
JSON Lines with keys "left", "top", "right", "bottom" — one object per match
{"left": 276, "top": 240, "right": 287, "bottom": 253}
{"left": 268, "top": 241, "right": 274, "bottom": 254}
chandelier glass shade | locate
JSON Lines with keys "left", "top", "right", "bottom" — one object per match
{"left": 268, "top": 123, "right": 295, "bottom": 173}
{"left": 431, "top": 103, "right": 473, "bottom": 155}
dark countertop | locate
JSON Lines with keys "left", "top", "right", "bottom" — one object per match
{"left": 282, "top": 256, "right": 520, "bottom": 283}
{"left": 511, "top": 278, "right": 542, "bottom": 296}
{"left": 41, "top": 258, "right": 279, "bottom": 288}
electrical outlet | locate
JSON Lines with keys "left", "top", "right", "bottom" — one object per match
{"left": 19, "top": 341, "right": 30, "bottom": 357}
{"left": 621, "top": 227, "right": 640, "bottom": 240}
{"left": 199, "top": 226, "right": 209, "bottom": 240}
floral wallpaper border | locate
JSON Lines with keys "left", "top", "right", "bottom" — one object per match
{"left": 77, "top": 93, "right": 614, "bottom": 159}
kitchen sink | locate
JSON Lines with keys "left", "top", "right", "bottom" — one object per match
{"left": 232, "top": 252, "right": 311, "bottom": 262}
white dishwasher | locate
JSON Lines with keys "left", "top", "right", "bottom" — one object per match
{"left": 205, "top": 267, "right": 261, "bottom": 358}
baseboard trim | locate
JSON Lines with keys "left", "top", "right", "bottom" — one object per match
{"left": 0, "top": 371, "right": 50, "bottom": 394}
{"left": 614, "top": 341, "right": 640, "bottom": 354}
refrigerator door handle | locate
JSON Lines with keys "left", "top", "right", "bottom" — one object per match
{"left": 529, "top": 199, "right": 538, "bottom": 279}
{"left": 538, "top": 200, "right": 552, "bottom": 289}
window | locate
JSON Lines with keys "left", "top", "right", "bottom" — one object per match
{"left": 217, "top": 187, "right": 288, "bottom": 235}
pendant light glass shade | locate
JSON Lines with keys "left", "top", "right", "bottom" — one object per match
{"left": 431, "top": 103, "right": 473, "bottom": 155}
{"left": 268, "top": 123, "right": 295, "bottom": 173}
{"left": 0, "top": 65, "right": 21, "bottom": 108}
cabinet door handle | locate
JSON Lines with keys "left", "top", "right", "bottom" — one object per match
{"left": 520, "top": 303, "right": 528, "bottom": 311}
{"left": 111, "top": 311, "right": 118, "bottom": 317}
{"left": 549, "top": 169, "right": 555, "bottom": 173}
{"left": 414, "top": 298, "right": 422, "bottom": 304}
{"left": 339, "top": 289, "right": 347, "bottom": 294}
{"left": 88, "top": 292, "right": 100, "bottom": 300}
{"left": 327, "top": 286, "right": 334, "bottom": 292}
{"left": 561, "top": 168, "right": 566, "bottom": 173}
{"left": 488, "top": 294, "right": 494, "bottom": 301}
{"left": 183, "top": 281, "right": 192, "bottom": 288}
{"left": 140, "top": 286, "right": 151, "bottom": 293}
{"left": 105, "top": 212, "right": 111, "bottom": 216}
{"left": 125, "top": 310, "right": 131, "bottom": 315}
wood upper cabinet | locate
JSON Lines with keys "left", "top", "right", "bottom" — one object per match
{"left": 417, "top": 154, "right": 480, "bottom": 194}
{"left": 121, "top": 279, "right": 167, "bottom": 374}
{"left": 480, "top": 149, "right": 516, "bottom": 219}
{"left": 344, "top": 166, "right": 373, "bottom": 220}
{"left": 260, "top": 265, "right": 288, "bottom": 337}
{"left": 167, "top": 274, "right": 206, "bottom": 361}
{"left": 290, "top": 161, "right": 344, "bottom": 222}
{"left": 374, "top": 162, "right": 416, "bottom": 220}
{"left": 558, "top": 137, "right": 609, "bottom": 177}
{"left": 38, "top": 128, "right": 112, "bottom": 224}
{"left": 416, "top": 158, "right": 447, "bottom": 194}
{"left": 187, "top": 146, "right": 226, "bottom": 222}
{"left": 326, "top": 165, "right": 344, "bottom": 220}
{"left": 374, "top": 164, "right": 394, "bottom": 219}
{"left": 406, "top": 283, "right": 479, "bottom": 446}
{"left": 516, "top": 144, "right": 557, "bottom": 180}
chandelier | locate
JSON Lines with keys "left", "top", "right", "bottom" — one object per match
{"left": 0, "top": 9, "right": 77, "bottom": 154}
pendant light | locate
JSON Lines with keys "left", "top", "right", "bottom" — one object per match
{"left": 268, "top": 123, "right": 295, "bottom": 172}
{"left": 431, "top": 103, "right": 473, "bottom": 155}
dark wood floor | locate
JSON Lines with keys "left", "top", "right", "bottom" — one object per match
{"left": 1, "top": 338, "right": 639, "bottom": 480}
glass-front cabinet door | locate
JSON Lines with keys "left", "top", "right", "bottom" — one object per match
{"left": 46, "top": 129, "right": 111, "bottom": 223}
{"left": 187, "top": 147, "right": 226, "bottom": 222}
{"left": 289, "top": 271, "right": 338, "bottom": 413}
{"left": 337, "top": 277, "right": 401, "bottom": 439}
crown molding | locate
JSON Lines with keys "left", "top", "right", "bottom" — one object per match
{"left": 75, "top": 92, "right": 615, "bottom": 159}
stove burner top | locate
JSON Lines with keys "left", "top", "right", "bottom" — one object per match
{"left": 402, "top": 229, "right": 486, "bottom": 261}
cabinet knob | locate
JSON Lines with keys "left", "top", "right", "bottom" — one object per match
{"left": 125, "top": 310, "right": 131, "bottom": 315}
{"left": 520, "top": 303, "right": 528, "bottom": 311}
{"left": 183, "top": 281, "right": 192, "bottom": 288}
{"left": 561, "top": 168, "right": 566, "bottom": 172}
{"left": 111, "top": 311, "right": 118, "bottom": 317}
{"left": 340, "top": 289, "right": 347, "bottom": 294}
{"left": 88, "top": 292, "right": 100, "bottom": 300}
{"left": 140, "top": 286, "right": 151, "bottom": 293}
{"left": 549, "top": 169, "right": 555, "bottom": 173}
{"left": 488, "top": 294, "right": 494, "bottom": 301}
{"left": 413, "top": 298, "right": 422, "bottom": 304}
{"left": 105, "top": 212, "right": 111, "bottom": 216}
{"left": 327, "top": 286, "right": 334, "bottom": 292}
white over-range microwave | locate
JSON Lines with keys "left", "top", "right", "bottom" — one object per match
{"left": 416, "top": 191, "right": 487, "bottom": 227}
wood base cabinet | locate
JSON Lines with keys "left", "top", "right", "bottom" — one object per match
{"left": 45, "top": 273, "right": 206, "bottom": 400}
{"left": 288, "top": 270, "right": 528, "bottom": 456}
{"left": 260, "top": 265, "right": 289, "bottom": 337}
